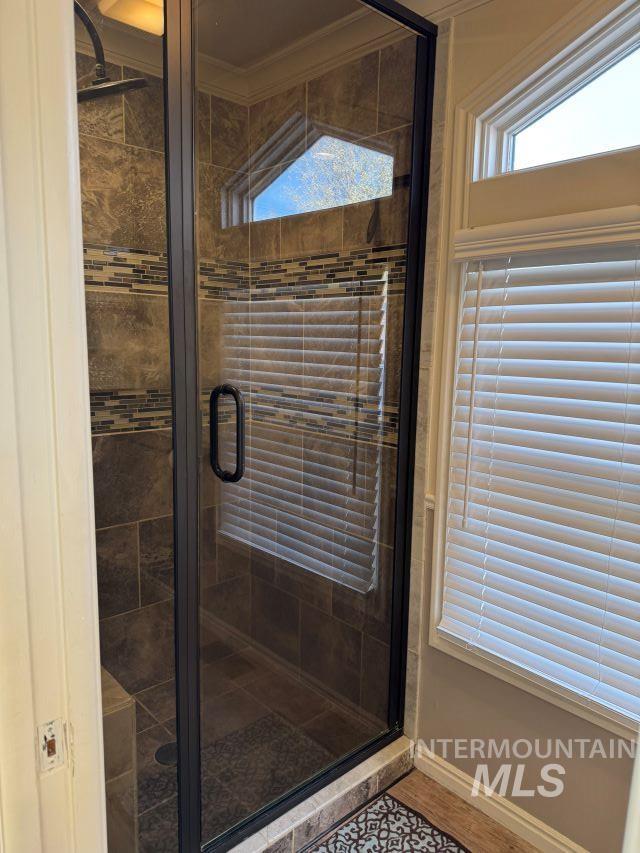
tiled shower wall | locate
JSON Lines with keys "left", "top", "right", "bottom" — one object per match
{"left": 79, "top": 35, "right": 416, "bottom": 726}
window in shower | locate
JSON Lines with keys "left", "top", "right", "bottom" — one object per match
{"left": 219, "top": 129, "right": 396, "bottom": 226}
{"left": 252, "top": 134, "right": 394, "bottom": 221}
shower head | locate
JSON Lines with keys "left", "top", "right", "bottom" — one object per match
{"left": 74, "top": 1, "right": 149, "bottom": 103}
{"left": 77, "top": 75, "right": 148, "bottom": 102}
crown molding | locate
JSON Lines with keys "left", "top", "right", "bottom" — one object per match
{"left": 418, "top": 0, "right": 492, "bottom": 22}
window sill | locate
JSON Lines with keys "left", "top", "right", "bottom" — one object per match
{"left": 428, "top": 625, "right": 639, "bottom": 741}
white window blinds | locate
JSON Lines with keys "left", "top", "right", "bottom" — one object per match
{"left": 217, "top": 291, "right": 388, "bottom": 593}
{"left": 440, "top": 246, "right": 640, "bottom": 725}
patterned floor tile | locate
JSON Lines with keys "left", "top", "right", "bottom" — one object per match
{"left": 308, "top": 794, "right": 468, "bottom": 852}
{"left": 138, "top": 795, "right": 178, "bottom": 853}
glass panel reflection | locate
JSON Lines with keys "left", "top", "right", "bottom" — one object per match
{"left": 196, "top": 1, "right": 416, "bottom": 844}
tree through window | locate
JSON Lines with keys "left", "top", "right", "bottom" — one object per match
{"left": 252, "top": 134, "right": 394, "bottom": 221}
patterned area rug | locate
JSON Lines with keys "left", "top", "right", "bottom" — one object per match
{"left": 308, "top": 793, "right": 469, "bottom": 852}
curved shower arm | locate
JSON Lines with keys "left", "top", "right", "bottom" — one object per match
{"left": 74, "top": 1, "right": 108, "bottom": 81}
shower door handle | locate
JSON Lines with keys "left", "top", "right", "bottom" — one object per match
{"left": 209, "top": 384, "right": 245, "bottom": 483}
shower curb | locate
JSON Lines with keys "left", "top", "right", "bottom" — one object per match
{"left": 230, "top": 737, "right": 413, "bottom": 852}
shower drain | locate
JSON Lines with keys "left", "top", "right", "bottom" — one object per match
{"left": 155, "top": 741, "right": 178, "bottom": 766}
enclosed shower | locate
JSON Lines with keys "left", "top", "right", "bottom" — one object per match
{"left": 74, "top": 0, "right": 435, "bottom": 849}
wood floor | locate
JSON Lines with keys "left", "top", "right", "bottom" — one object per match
{"left": 389, "top": 770, "right": 538, "bottom": 853}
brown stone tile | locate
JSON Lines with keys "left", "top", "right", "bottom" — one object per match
{"left": 360, "top": 634, "right": 390, "bottom": 723}
{"left": 211, "top": 94, "right": 249, "bottom": 172}
{"left": 139, "top": 514, "right": 174, "bottom": 605}
{"left": 216, "top": 537, "right": 250, "bottom": 582}
{"left": 102, "top": 666, "right": 132, "bottom": 714}
{"left": 135, "top": 701, "right": 157, "bottom": 733}
{"left": 199, "top": 625, "right": 242, "bottom": 666}
{"left": 378, "top": 37, "right": 417, "bottom": 133}
{"left": 103, "top": 702, "right": 135, "bottom": 780}
{"left": 300, "top": 604, "right": 361, "bottom": 704}
{"left": 92, "top": 430, "right": 173, "bottom": 528}
{"left": 249, "top": 85, "right": 306, "bottom": 170}
{"left": 137, "top": 790, "right": 178, "bottom": 851}
{"left": 385, "top": 292, "right": 404, "bottom": 409}
{"left": 302, "top": 708, "right": 377, "bottom": 758}
{"left": 342, "top": 185, "right": 409, "bottom": 250}
{"left": 251, "top": 576, "right": 300, "bottom": 665}
{"left": 130, "top": 145, "right": 166, "bottom": 252}
{"left": 205, "top": 649, "right": 269, "bottom": 689}
{"left": 95, "top": 523, "right": 139, "bottom": 618}
{"left": 281, "top": 207, "right": 342, "bottom": 256}
{"left": 85, "top": 291, "right": 170, "bottom": 391}
{"left": 341, "top": 124, "right": 412, "bottom": 251}
{"left": 123, "top": 68, "right": 165, "bottom": 153}
{"left": 250, "top": 217, "right": 280, "bottom": 260}
{"left": 76, "top": 53, "right": 123, "bottom": 142}
{"left": 198, "top": 297, "right": 224, "bottom": 389}
{"left": 367, "top": 124, "right": 413, "bottom": 178}
{"left": 200, "top": 426, "right": 222, "bottom": 511}
{"left": 197, "top": 90, "right": 211, "bottom": 164}
{"left": 380, "top": 445, "right": 397, "bottom": 548}
{"left": 198, "top": 163, "right": 249, "bottom": 261}
{"left": 331, "top": 543, "right": 394, "bottom": 645}
{"left": 244, "top": 669, "right": 330, "bottom": 727}
{"left": 199, "top": 505, "right": 218, "bottom": 589}
{"left": 137, "top": 723, "right": 173, "bottom": 768}
{"left": 139, "top": 515, "right": 173, "bottom": 568}
{"left": 100, "top": 600, "right": 175, "bottom": 694}
{"left": 200, "top": 686, "right": 269, "bottom": 746}
{"left": 273, "top": 557, "right": 332, "bottom": 614}
{"left": 201, "top": 574, "right": 251, "bottom": 636}
{"left": 136, "top": 678, "right": 176, "bottom": 724}
{"left": 250, "top": 546, "right": 275, "bottom": 583}
{"left": 105, "top": 770, "right": 137, "bottom": 852}
{"left": 79, "top": 135, "right": 132, "bottom": 247}
{"left": 308, "top": 53, "right": 378, "bottom": 140}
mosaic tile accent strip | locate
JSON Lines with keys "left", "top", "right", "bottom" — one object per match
{"left": 83, "top": 244, "right": 168, "bottom": 295}
{"left": 249, "top": 244, "right": 407, "bottom": 300}
{"left": 199, "top": 258, "right": 250, "bottom": 300}
{"left": 308, "top": 793, "right": 469, "bottom": 852}
{"left": 249, "top": 397, "right": 399, "bottom": 447}
{"left": 90, "top": 389, "right": 173, "bottom": 434}
{"left": 83, "top": 243, "right": 406, "bottom": 300}
{"left": 92, "top": 388, "right": 398, "bottom": 443}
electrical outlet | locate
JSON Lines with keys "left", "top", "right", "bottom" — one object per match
{"left": 37, "top": 719, "right": 65, "bottom": 772}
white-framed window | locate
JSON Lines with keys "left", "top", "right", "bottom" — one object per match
{"left": 435, "top": 244, "right": 640, "bottom": 732}
{"left": 511, "top": 44, "right": 640, "bottom": 172}
{"left": 430, "top": 0, "right": 640, "bottom": 736}
{"left": 470, "top": 1, "right": 640, "bottom": 180}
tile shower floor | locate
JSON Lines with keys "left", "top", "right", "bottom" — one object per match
{"left": 132, "top": 624, "right": 382, "bottom": 852}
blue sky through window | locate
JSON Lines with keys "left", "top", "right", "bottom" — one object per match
{"left": 252, "top": 134, "right": 394, "bottom": 222}
{"left": 512, "top": 45, "right": 640, "bottom": 170}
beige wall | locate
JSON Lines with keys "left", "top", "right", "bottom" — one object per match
{"left": 411, "top": 2, "right": 636, "bottom": 851}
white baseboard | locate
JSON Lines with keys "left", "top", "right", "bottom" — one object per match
{"left": 414, "top": 749, "right": 587, "bottom": 853}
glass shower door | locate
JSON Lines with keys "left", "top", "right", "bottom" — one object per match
{"left": 193, "top": 0, "right": 421, "bottom": 843}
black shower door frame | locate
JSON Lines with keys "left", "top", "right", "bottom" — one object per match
{"left": 163, "top": 2, "right": 437, "bottom": 850}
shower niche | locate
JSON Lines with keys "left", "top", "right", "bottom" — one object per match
{"left": 74, "top": 0, "right": 436, "bottom": 850}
